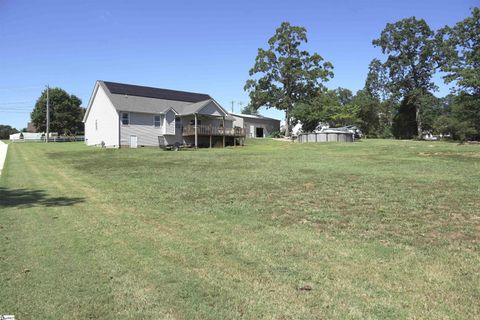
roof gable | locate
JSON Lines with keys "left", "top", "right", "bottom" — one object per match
{"left": 197, "top": 100, "right": 227, "bottom": 117}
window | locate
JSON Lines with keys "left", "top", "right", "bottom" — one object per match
{"left": 121, "top": 112, "right": 129, "bottom": 125}
{"left": 189, "top": 119, "right": 201, "bottom": 126}
{"left": 154, "top": 115, "right": 162, "bottom": 128}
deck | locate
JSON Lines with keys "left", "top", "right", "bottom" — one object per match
{"left": 182, "top": 125, "right": 245, "bottom": 137}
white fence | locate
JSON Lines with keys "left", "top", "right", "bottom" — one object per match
{"left": 11, "top": 136, "right": 85, "bottom": 143}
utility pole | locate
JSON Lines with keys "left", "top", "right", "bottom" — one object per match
{"left": 231, "top": 101, "right": 234, "bottom": 113}
{"left": 46, "top": 85, "right": 49, "bottom": 143}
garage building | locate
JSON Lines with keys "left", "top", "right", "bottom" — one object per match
{"left": 231, "top": 113, "right": 281, "bottom": 138}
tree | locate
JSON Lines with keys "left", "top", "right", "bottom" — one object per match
{"left": 291, "top": 88, "right": 360, "bottom": 132}
{"left": 244, "top": 22, "right": 334, "bottom": 136}
{"left": 373, "top": 17, "right": 437, "bottom": 139}
{"left": 333, "top": 87, "right": 353, "bottom": 106}
{"left": 0, "top": 125, "right": 18, "bottom": 140}
{"left": 291, "top": 88, "right": 334, "bottom": 132}
{"left": 435, "top": 7, "right": 480, "bottom": 140}
{"left": 240, "top": 104, "right": 259, "bottom": 115}
{"left": 365, "top": 58, "right": 389, "bottom": 101}
{"left": 436, "top": 7, "right": 480, "bottom": 95}
{"left": 351, "top": 90, "right": 381, "bottom": 137}
{"left": 352, "top": 59, "right": 395, "bottom": 138}
{"left": 31, "top": 87, "right": 85, "bottom": 135}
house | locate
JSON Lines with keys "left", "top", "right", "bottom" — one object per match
{"left": 26, "top": 122, "right": 37, "bottom": 133}
{"left": 230, "top": 113, "right": 281, "bottom": 138}
{"left": 83, "top": 81, "right": 245, "bottom": 148}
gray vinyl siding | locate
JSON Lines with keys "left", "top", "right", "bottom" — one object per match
{"left": 198, "top": 101, "right": 225, "bottom": 117}
{"left": 120, "top": 112, "right": 167, "bottom": 147}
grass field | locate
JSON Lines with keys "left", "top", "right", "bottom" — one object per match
{"left": 0, "top": 139, "right": 479, "bottom": 319}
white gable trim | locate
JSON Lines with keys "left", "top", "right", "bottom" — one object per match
{"left": 166, "top": 107, "right": 179, "bottom": 115}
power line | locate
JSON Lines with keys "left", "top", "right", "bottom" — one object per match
{"left": 0, "top": 105, "right": 35, "bottom": 110}
{"left": 0, "top": 107, "right": 34, "bottom": 111}
{"left": 0, "top": 110, "right": 32, "bottom": 113}
{"left": 0, "top": 85, "right": 42, "bottom": 91}
{"left": 0, "top": 101, "right": 32, "bottom": 105}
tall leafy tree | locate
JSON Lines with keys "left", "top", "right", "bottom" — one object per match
{"left": 436, "top": 7, "right": 480, "bottom": 140}
{"left": 351, "top": 90, "right": 381, "bottom": 137}
{"left": 244, "top": 22, "right": 333, "bottom": 136}
{"left": 373, "top": 17, "right": 437, "bottom": 139}
{"left": 292, "top": 88, "right": 360, "bottom": 132}
{"left": 31, "top": 88, "right": 85, "bottom": 135}
{"left": 365, "top": 58, "right": 389, "bottom": 101}
{"left": 356, "top": 59, "right": 395, "bottom": 137}
{"left": 436, "top": 7, "right": 480, "bottom": 94}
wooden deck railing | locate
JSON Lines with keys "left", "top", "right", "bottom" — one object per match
{"left": 183, "top": 125, "right": 245, "bottom": 137}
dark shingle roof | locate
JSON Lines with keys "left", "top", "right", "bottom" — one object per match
{"left": 103, "top": 81, "right": 211, "bottom": 103}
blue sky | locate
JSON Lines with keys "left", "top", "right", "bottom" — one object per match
{"left": 0, "top": 0, "right": 477, "bottom": 129}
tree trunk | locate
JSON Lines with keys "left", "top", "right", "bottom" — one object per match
{"left": 284, "top": 109, "right": 291, "bottom": 137}
{"left": 416, "top": 105, "right": 422, "bottom": 140}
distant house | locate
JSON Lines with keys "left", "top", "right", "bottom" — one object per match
{"left": 83, "top": 81, "right": 245, "bottom": 148}
{"left": 26, "top": 122, "right": 37, "bottom": 133}
{"left": 231, "top": 113, "right": 281, "bottom": 138}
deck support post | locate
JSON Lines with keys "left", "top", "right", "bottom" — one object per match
{"left": 209, "top": 124, "right": 212, "bottom": 148}
{"left": 222, "top": 116, "right": 225, "bottom": 148}
{"left": 194, "top": 113, "right": 198, "bottom": 149}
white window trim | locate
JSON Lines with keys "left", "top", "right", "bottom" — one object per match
{"left": 154, "top": 114, "right": 163, "bottom": 128}
{"left": 121, "top": 112, "right": 130, "bottom": 126}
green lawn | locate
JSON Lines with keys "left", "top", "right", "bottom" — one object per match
{"left": 0, "top": 139, "right": 479, "bottom": 319}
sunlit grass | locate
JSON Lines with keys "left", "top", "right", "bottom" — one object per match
{"left": 1, "top": 139, "right": 479, "bottom": 319}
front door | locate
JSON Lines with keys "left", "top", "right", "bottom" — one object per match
{"left": 130, "top": 135, "right": 138, "bottom": 148}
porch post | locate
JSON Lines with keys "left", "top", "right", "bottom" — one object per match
{"left": 194, "top": 113, "right": 198, "bottom": 149}
{"left": 209, "top": 124, "right": 212, "bottom": 148}
{"left": 222, "top": 116, "right": 225, "bottom": 148}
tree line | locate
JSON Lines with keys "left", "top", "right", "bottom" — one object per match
{"left": 244, "top": 8, "right": 480, "bottom": 141}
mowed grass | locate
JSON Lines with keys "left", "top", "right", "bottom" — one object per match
{"left": 0, "top": 139, "right": 479, "bottom": 319}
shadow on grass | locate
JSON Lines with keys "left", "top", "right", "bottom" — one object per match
{"left": 0, "top": 187, "right": 85, "bottom": 208}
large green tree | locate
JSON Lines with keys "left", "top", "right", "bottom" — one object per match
{"left": 435, "top": 7, "right": 480, "bottom": 140}
{"left": 244, "top": 22, "right": 334, "bottom": 136}
{"left": 373, "top": 17, "right": 437, "bottom": 139}
{"left": 365, "top": 58, "right": 389, "bottom": 101}
{"left": 292, "top": 88, "right": 360, "bottom": 132}
{"left": 31, "top": 87, "right": 85, "bottom": 135}
{"left": 351, "top": 90, "right": 381, "bottom": 137}
{"left": 358, "top": 59, "right": 396, "bottom": 137}
{"left": 436, "top": 7, "right": 480, "bottom": 95}
{"left": 0, "top": 125, "right": 19, "bottom": 140}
